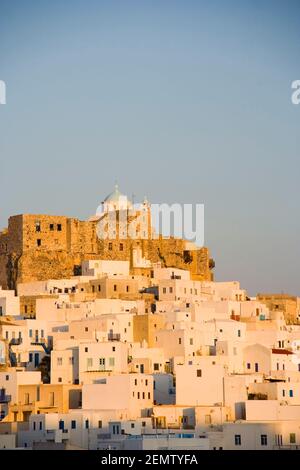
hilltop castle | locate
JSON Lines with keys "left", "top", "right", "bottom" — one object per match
{"left": 0, "top": 186, "right": 214, "bottom": 290}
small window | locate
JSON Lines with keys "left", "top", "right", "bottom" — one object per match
{"left": 98, "top": 420, "right": 102, "bottom": 428}
{"left": 235, "top": 435, "right": 241, "bottom": 446}
{"left": 238, "top": 330, "right": 241, "bottom": 337}
{"left": 85, "top": 327, "right": 88, "bottom": 332}
{"left": 114, "top": 285, "right": 117, "bottom": 292}
{"left": 290, "top": 433, "right": 296, "bottom": 444}
{"left": 247, "top": 363, "right": 251, "bottom": 369}
{"left": 35, "top": 222, "right": 41, "bottom": 232}
{"left": 197, "top": 369, "right": 202, "bottom": 377}
{"left": 109, "top": 242, "right": 113, "bottom": 250}
{"left": 37, "top": 239, "right": 41, "bottom": 247}
{"left": 57, "top": 224, "right": 62, "bottom": 231}
{"left": 49, "top": 224, "right": 54, "bottom": 231}
{"left": 154, "top": 363, "right": 159, "bottom": 371}
{"left": 289, "top": 390, "right": 294, "bottom": 397}
{"left": 261, "top": 434, "right": 267, "bottom": 446}
{"left": 85, "top": 347, "right": 88, "bottom": 353}
{"left": 179, "top": 338, "right": 182, "bottom": 345}
{"left": 85, "top": 420, "right": 89, "bottom": 429}
{"left": 120, "top": 243, "right": 124, "bottom": 251}
{"left": 71, "top": 420, "right": 76, "bottom": 429}
{"left": 131, "top": 423, "right": 135, "bottom": 428}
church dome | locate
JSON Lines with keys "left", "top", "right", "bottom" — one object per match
{"left": 103, "top": 184, "right": 124, "bottom": 203}
{"left": 102, "top": 184, "right": 132, "bottom": 212}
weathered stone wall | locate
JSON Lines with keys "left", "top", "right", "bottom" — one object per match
{"left": 0, "top": 211, "right": 214, "bottom": 290}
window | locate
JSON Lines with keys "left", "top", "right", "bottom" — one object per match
{"left": 49, "top": 224, "right": 54, "bottom": 231}
{"left": 120, "top": 243, "right": 124, "bottom": 251}
{"left": 35, "top": 222, "right": 41, "bottom": 232}
{"left": 69, "top": 357, "right": 74, "bottom": 365}
{"left": 37, "top": 239, "right": 41, "bottom": 247}
{"left": 109, "top": 243, "right": 113, "bottom": 250}
{"left": 142, "top": 392, "right": 145, "bottom": 399}
{"left": 169, "top": 287, "right": 173, "bottom": 293}
{"left": 33, "top": 422, "right": 36, "bottom": 431}
{"left": 112, "top": 346, "right": 115, "bottom": 352}
{"left": 57, "top": 357, "right": 62, "bottom": 366}
{"left": 261, "top": 435, "right": 268, "bottom": 446}
{"left": 238, "top": 330, "right": 241, "bottom": 337}
{"left": 99, "top": 358, "right": 105, "bottom": 368}
{"left": 235, "top": 435, "right": 241, "bottom": 446}
{"left": 197, "top": 369, "right": 202, "bottom": 377}
{"left": 131, "top": 423, "right": 135, "bottom": 428}
{"left": 134, "top": 379, "right": 137, "bottom": 385}
{"left": 163, "top": 288, "right": 166, "bottom": 294}
{"left": 289, "top": 390, "right": 294, "bottom": 397}
{"left": 85, "top": 347, "right": 88, "bottom": 353}
{"left": 85, "top": 420, "right": 89, "bottom": 429}
{"left": 57, "top": 224, "right": 62, "bottom": 231}
{"left": 282, "top": 390, "right": 285, "bottom": 397}
{"left": 29, "top": 353, "right": 33, "bottom": 362}
{"left": 114, "top": 285, "right": 117, "bottom": 292}
{"left": 98, "top": 285, "right": 101, "bottom": 292}
{"left": 126, "top": 285, "right": 129, "bottom": 292}
{"left": 59, "top": 420, "right": 64, "bottom": 430}
{"left": 154, "top": 363, "right": 159, "bottom": 371}
{"left": 58, "top": 377, "right": 62, "bottom": 383}
{"left": 290, "top": 433, "right": 296, "bottom": 444}
{"left": 205, "top": 415, "right": 212, "bottom": 424}
{"left": 39, "top": 422, "right": 42, "bottom": 431}
{"left": 255, "top": 363, "right": 259, "bottom": 372}
{"left": 85, "top": 327, "right": 88, "bottom": 332}
{"left": 145, "top": 379, "right": 148, "bottom": 386}
{"left": 71, "top": 420, "right": 76, "bottom": 429}
{"left": 137, "top": 392, "right": 140, "bottom": 399}
{"left": 98, "top": 420, "right": 102, "bottom": 429}
{"left": 179, "top": 338, "right": 182, "bottom": 345}
{"left": 148, "top": 392, "right": 151, "bottom": 399}
{"left": 24, "top": 393, "right": 30, "bottom": 405}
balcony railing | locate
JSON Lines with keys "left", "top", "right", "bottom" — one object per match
{"left": 107, "top": 333, "right": 121, "bottom": 341}
{"left": 10, "top": 338, "right": 22, "bottom": 346}
{"left": 0, "top": 394, "right": 11, "bottom": 403}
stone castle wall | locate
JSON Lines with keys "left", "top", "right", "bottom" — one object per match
{"left": 0, "top": 213, "right": 214, "bottom": 289}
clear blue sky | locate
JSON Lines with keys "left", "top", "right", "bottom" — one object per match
{"left": 0, "top": 0, "right": 299, "bottom": 295}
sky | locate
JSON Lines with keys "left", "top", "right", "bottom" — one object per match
{"left": 0, "top": 0, "right": 299, "bottom": 295}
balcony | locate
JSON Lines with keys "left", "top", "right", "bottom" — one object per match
{"left": 107, "top": 333, "right": 121, "bottom": 341}
{"left": 0, "top": 394, "right": 11, "bottom": 403}
{"left": 10, "top": 338, "right": 22, "bottom": 346}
